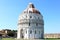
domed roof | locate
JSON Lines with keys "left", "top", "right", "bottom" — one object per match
{"left": 23, "top": 3, "right": 40, "bottom": 14}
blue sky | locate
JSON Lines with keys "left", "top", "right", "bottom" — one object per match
{"left": 0, "top": 0, "right": 60, "bottom": 33}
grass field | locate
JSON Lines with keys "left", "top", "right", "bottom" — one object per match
{"left": 45, "top": 38, "right": 60, "bottom": 40}
{"left": 0, "top": 38, "right": 60, "bottom": 40}
{"left": 2, "top": 38, "right": 14, "bottom": 40}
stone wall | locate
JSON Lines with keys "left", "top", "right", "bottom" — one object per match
{"left": 44, "top": 33, "right": 60, "bottom": 38}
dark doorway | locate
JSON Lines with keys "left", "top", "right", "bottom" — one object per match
{"left": 20, "top": 29, "right": 24, "bottom": 38}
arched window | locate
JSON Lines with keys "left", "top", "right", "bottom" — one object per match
{"left": 29, "top": 22, "right": 30, "bottom": 26}
{"left": 29, "top": 11, "right": 32, "bottom": 13}
{"left": 20, "top": 29, "right": 23, "bottom": 33}
{"left": 35, "top": 30, "right": 36, "bottom": 34}
{"left": 26, "top": 30, "right": 27, "bottom": 34}
{"left": 21, "top": 29, "right": 23, "bottom": 32}
{"left": 36, "top": 23, "right": 38, "bottom": 26}
{"left": 30, "top": 16, "right": 32, "bottom": 18}
{"left": 30, "top": 30, "right": 32, "bottom": 34}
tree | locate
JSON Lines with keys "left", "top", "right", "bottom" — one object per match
{"left": 12, "top": 30, "right": 17, "bottom": 32}
{"left": 7, "top": 31, "right": 15, "bottom": 37}
{"left": 0, "top": 34, "right": 2, "bottom": 36}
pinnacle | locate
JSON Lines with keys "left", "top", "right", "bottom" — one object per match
{"left": 28, "top": 3, "right": 35, "bottom": 8}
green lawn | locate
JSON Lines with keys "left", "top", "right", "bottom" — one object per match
{"left": 2, "top": 38, "right": 15, "bottom": 40}
{"left": 45, "top": 38, "right": 60, "bottom": 40}
{"left": 1, "top": 38, "right": 60, "bottom": 40}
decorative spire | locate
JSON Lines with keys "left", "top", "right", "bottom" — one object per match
{"left": 28, "top": 3, "right": 35, "bottom": 8}
{"left": 23, "top": 3, "right": 40, "bottom": 14}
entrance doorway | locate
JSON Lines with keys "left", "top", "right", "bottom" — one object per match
{"left": 20, "top": 29, "right": 24, "bottom": 38}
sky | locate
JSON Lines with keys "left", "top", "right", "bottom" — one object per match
{"left": 0, "top": 0, "right": 60, "bottom": 33}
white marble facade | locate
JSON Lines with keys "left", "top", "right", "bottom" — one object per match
{"left": 17, "top": 3, "right": 44, "bottom": 39}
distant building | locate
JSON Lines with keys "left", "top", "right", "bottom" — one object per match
{"left": 0, "top": 29, "right": 11, "bottom": 37}
{"left": 44, "top": 33, "right": 60, "bottom": 38}
{"left": 17, "top": 3, "right": 44, "bottom": 39}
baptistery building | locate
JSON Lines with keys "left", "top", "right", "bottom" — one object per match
{"left": 17, "top": 3, "right": 44, "bottom": 39}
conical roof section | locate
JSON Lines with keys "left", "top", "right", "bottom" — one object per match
{"left": 24, "top": 3, "right": 40, "bottom": 14}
